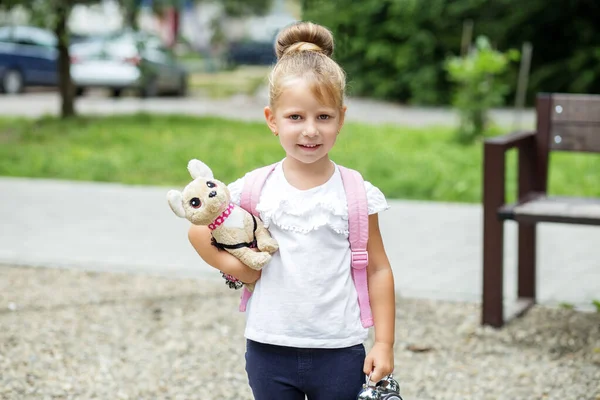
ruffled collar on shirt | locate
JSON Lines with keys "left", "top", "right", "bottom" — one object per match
{"left": 256, "top": 163, "right": 350, "bottom": 236}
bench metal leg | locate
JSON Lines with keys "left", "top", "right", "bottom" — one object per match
{"left": 515, "top": 223, "right": 536, "bottom": 317}
{"left": 482, "top": 213, "right": 504, "bottom": 327}
{"left": 518, "top": 223, "right": 536, "bottom": 299}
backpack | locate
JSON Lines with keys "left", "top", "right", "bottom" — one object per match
{"left": 237, "top": 162, "right": 374, "bottom": 328}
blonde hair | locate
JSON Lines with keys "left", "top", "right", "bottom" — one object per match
{"left": 269, "top": 21, "right": 346, "bottom": 109}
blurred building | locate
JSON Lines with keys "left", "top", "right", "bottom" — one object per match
{"left": 66, "top": 0, "right": 297, "bottom": 51}
{"left": 69, "top": 1, "right": 123, "bottom": 34}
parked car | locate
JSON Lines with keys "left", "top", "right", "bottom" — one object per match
{"left": 0, "top": 25, "right": 58, "bottom": 94}
{"left": 0, "top": 26, "right": 187, "bottom": 97}
{"left": 226, "top": 40, "right": 276, "bottom": 66}
{"left": 70, "top": 30, "right": 188, "bottom": 97}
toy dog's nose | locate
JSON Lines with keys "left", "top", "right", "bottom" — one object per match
{"left": 208, "top": 191, "right": 217, "bottom": 198}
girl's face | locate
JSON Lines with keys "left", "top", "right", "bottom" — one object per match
{"left": 265, "top": 77, "right": 346, "bottom": 167}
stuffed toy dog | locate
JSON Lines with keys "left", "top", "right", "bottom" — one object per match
{"left": 167, "top": 159, "right": 278, "bottom": 290}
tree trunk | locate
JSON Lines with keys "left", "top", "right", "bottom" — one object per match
{"left": 172, "top": 8, "right": 180, "bottom": 47}
{"left": 125, "top": 0, "right": 139, "bottom": 30}
{"left": 55, "top": 2, "right": 75, "bottom": 118}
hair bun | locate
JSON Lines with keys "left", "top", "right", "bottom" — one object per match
{"left": 275, "top": 21, "right": 334, "bottom": 59}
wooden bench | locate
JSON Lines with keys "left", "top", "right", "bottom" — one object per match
{"left": 482, "top": 93, "right": 600, "bottom": 327}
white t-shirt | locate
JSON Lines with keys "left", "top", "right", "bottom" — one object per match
{"left": 228, "top": 161, "right": 389, "bottom": 349}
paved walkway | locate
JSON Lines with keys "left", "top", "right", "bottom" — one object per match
{"left": 0, "top": 92, "right": 536, "bottom": 129}
{"left": 1, "top": 177, "right": 598, "bottom": 311}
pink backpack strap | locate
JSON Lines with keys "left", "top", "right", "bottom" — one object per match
{"left": 339, "top": 166, "right": 374, "bottom": 328}
{"left": 240, "top": 163, "right": 277, "bottom": 216}
{"left": 238, "top": 163, "right": 278, "bottom": 312}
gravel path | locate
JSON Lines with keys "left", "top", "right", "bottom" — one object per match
{"left": 1, "top": 265, "right": 598, "bottom": 400}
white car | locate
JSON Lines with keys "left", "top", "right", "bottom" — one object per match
{"left": 70, "top": 30, "right": 188, "bottom": 97}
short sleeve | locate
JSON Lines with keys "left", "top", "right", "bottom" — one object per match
{"left": 364, "top": 181, "right": 390, "bottom": 215}
{"left": 227, "top": 176, "right": 246, "bottom": 206}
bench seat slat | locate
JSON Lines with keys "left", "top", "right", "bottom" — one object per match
{"left": 498, "top": 195, "right": 600, "bottom": 225}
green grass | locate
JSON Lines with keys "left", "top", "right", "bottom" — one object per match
{"left": 189, "top": 66, "right": 269, "bottom": 98}
{"left": 0, "top": 114, "right": 598, "bottom": 203}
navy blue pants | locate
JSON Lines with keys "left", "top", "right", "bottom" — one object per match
{"left": 245, "top": 339, "right": 365, "bottom": 400}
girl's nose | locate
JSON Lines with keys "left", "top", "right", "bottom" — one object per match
{"left": 302, "top": 128, "right": 319, "bottom": 137}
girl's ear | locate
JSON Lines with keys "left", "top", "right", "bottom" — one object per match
{"left": 264, "top": 106, "right": 278, "bottom": 134}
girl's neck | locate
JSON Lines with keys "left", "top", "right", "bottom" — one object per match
{"left": 282, "top": 156, "right": 335, "bottom": 191}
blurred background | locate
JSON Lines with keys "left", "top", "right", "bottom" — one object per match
{"left": 0, "top": 0, "right": 598, "bottom": 108}
{"left": 0, "top": 0, "right": 299, "bottom": 102}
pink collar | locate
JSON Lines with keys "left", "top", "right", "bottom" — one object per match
{"left": 208, "top": 203, "right": 235, "bottom": 230}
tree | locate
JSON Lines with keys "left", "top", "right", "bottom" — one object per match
{"left": 0, "top": 0, "right": 98, "bottom": 118}
{"left": 304, "top": 0, "right": 600, "bottom": 106}
{"left": 445, "top": 36, "right": 519, "bottom": 143}
{"left": 1, "top": 0, "right": 275, "bottom": 119}
{"left": 121, "top": 0, "right": 140, "bottom": 30}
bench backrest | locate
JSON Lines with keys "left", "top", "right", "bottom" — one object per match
{"left": 535, "top": 93, "right": 600, "bottom": 192}
{"left": 538, "top": 93, "right": 600, "bottom": 153}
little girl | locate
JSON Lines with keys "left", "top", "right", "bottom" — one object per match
{"left": 189, "top": 21, "right": 396, "bottom": 400}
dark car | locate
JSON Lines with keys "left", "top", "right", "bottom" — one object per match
{"left": 226, "top": 40, "right": 276, "bottom": 66}
{"left": 0, "top": 25, "right": 59, "bottom": 94}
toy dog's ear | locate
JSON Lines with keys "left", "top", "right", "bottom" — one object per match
{"left": 167, "top": 190, "right": 186, "bottom": 218}
{"left": 187, "top": 159, "right": 214, "bottom": 180}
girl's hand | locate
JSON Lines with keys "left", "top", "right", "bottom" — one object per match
{"left": 363, "top": 342, "right": 394, "bottom": 383}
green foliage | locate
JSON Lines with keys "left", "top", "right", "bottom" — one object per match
{"left": 444, "top": 36, "right": 519, "bottom": 143}
{"left": 1, "top": 115, "right": 599, "bottom": 203}
{"left": 593, "top": 300, "right": 600, "bottom": 313}
{"left": 304, "top": 0, "right": 457, "bottom": 105}
{"left": 303, "top": 0, "right": 600, "bottom": 106}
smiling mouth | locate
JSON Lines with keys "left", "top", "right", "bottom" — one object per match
{"left": 298, "top": 144, "right": 321, "bottom": 149}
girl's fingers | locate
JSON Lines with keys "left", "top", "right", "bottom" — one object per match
{"left": 363, "top": 356, "right": 374, "bottom": 376}
{"left": 370, "top": 368, "right": 384, "bottom": 383}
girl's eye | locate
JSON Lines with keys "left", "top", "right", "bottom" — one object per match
{"left": 318, "top": 115, "right": 330, "bottom": 120}
{"left": 289, "top": 114, "right": 301, "bottom": 120}
{"left": 190, "top": 198, "right": 201, "bottom": 208}
{"left": 206, "top": 181, "right": 216, "bottom": 188}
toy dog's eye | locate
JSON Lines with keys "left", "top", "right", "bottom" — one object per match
{"left": 206, "top": 181, "right": 216, "bottom": 188}
{"left": 189, "top": 198, "right": 201, "bottom": 208}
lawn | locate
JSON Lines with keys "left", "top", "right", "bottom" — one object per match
{"left": 0, "top": 114, "right": 598, "bottom": 203}
{"left": 188, "top": 66, "right": 269, "bottom": 98}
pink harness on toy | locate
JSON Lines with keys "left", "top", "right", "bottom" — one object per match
{"left": 208, "top": 203, "right": 235, "bottom": 231}
{"left": 238, "top": 163, "right": 374, "bottom": 329}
